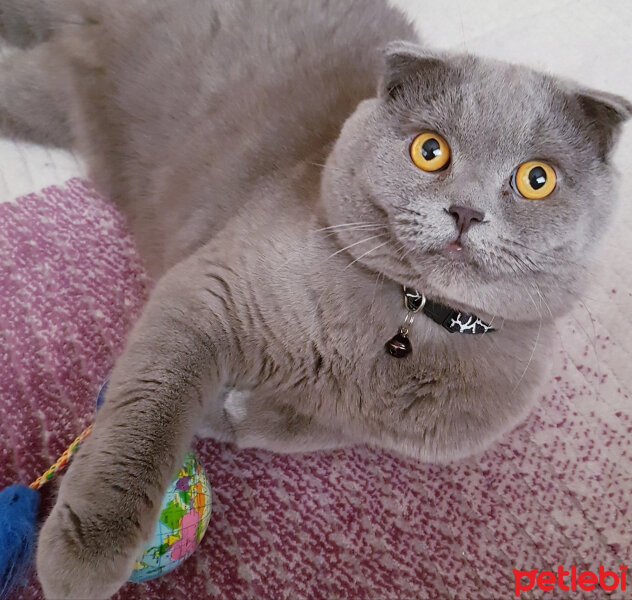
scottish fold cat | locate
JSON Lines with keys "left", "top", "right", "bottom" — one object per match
{"left": 0, "top": 0, "right": 628, "bottom": 597}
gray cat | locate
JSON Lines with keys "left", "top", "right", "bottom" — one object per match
{"left": 0, "top": 0, "right": 628, "bottom": 597}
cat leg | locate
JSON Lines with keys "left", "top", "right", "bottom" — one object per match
{"left": 224, "top": 390, "right": 352, "bottom": 453}
{"left": 36, "top": 264, "right": 230, "bottom": 599}
{"left": 0, "top": 43, "right": 71, "bottom": 147}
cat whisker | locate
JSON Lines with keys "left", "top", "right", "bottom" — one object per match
{"left": 381, "top": 240, "right": 415, "bottom": 274}
{"left": 511, "top": 288, "right": 543, "bottom": 393}
{"left": 505, "top": 260, "right": 550, "bottom": 318}
{"left": 393, "top": 241, "right": 407, "bottom": 259}
{"left": 327, "top": 234, "right": 384, "bottom": 260}
{"left": 394, "top": 217, "right": 422, "bottom": 228}
{"left": 323, "top": 224, "right": 384, "bottom": 232}
{"left": 573, "top": 299, "right": 603, "bottom": 376}
{"left": 344, "top": 241, "right": 389, "bottom": 270}
{"left": 394, "top": 206, "right": 423, "bottom": 218}
{"left": 500, "top": 237, "right": 585, "bottom": 269}
{"left": 508, "top": 252, "right": 605, "bottom": 321}
{"left": 48, "top": 18, "right": 87, "bottom": 27}
{"left": 305, "top": 160, "right": 350, "bottom": 175}
{"left": 396, "top": 241, "right": 416, "bottom": 267}
{"left": 478, "top": 321, "right": 509, "bottom": 363}
{"left": 556, "top": 286, "right": 602, "bottom": 304}
{"left": 534, "top": 283, "right": 555, "bottom": 320}
{"left": 322, "top": 225, "right": 386, "bottom": 239}
{"left": 512, "top": 254, "right": 538, "bottom": 275}
{"left": 370, "top": 271, "right": 385, "bottom": 311}
{"left": 315, "top": 222, "right": 381, "bottom": 232}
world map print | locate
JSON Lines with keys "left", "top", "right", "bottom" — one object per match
{"left": 129, "top": 453, "right": 212, "bottom": 583}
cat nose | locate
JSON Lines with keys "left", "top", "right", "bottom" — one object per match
{"left": 447, "top": 204, "right": 485, "bottom": 234}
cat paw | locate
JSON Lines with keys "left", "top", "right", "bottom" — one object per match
{"left": 37, "top": 498, "right": 137, "bottom": 599}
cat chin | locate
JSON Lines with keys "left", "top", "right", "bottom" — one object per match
{"left": 369, "top": 246, "right": 574, "bottom": 322}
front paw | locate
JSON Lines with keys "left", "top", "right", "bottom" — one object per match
{"left": 37, "top": 496, "right": 139, "bottom": 599}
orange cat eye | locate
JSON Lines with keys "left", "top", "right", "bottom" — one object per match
{"left": 410, "top": 132, "right": 451, "bottom": 172}
{"left": 513, "top": 161, "right": 557, "bottom": 200}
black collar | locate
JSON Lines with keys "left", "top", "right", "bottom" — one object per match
{"left": 420, "top": 295, "right": 496, "bottom": 335}
{"left": 385, "top": 287, "right": 495, "bottom": 358}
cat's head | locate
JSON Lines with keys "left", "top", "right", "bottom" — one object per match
{"left": 322, "top": 41, "right": 631, "bottom": 320}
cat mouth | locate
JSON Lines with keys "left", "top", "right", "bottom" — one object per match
{"left": 429, "top": 238, "right": 486, "bottom": 272}
{"left": 442, "top": 239, "right": 466, "bottom": 259}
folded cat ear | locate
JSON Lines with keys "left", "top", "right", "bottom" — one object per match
{"left": 575, "top": 87, "right": 632, "bottom": 160}
{"left": 380, "top": 41, "right": 451, "bottom": 100}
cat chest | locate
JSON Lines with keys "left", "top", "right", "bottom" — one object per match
{"left": 256, "top": 339, "right": 453, "bottom": 416}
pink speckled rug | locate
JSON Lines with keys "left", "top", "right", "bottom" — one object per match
{"left": 1, "top": 179, "right": 631, "bottom": 600}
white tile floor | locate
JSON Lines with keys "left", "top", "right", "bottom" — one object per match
{"left": 397, "top": 0, "right": 632, "bottom": 96}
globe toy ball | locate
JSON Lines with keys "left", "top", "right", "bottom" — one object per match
{"left": 128, "top": 452, "right": 212, "bottom": 583}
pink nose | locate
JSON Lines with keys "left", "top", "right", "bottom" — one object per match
{"left": 448, "top": 205, "right": 485, "bottom": 234}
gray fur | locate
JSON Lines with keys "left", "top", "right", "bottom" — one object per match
{"left": 0, "top": 0, "right": 627, "bottom": 597}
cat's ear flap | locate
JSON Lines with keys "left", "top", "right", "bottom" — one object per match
{"left": 380, "top": 41, "right": 449, "bottom": 100}
{"left": 575, "top": 87, "right": 632, "bottom": 160}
